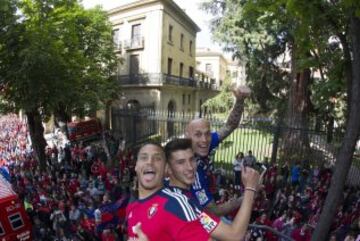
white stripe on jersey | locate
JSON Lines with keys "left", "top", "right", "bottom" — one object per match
{"left": 162, "top": 189, "right": 194, "bottom": 220}
{"left": 163, "top": 188, "right": 197, "bottom": 220}
{"left": 193, "top": 172, "right": 201, "bottom": 189}
{"left": 170, "top": 191, "right": 198, "bottom": 220}
{"left": 162, "top": 188, "right": 197, "bottom": 221}
{"left": 172, "top": 188, "right": 202, "bottom": 216}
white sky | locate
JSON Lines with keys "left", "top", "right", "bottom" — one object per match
{"left": 80, "top": 0, "right": 223, "bottom": 51}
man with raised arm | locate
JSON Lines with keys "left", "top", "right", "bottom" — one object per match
{"left": 185, "top": 86, "right": 251, "bottom": 215}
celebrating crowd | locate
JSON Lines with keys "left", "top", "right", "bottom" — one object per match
{"left": 0, "top": 114, "right": 133, "bottom": 240}
{"left": 0, "top": 85, "right": 359, "bottom": 241}
{"left": 230, "top": 158, "right": 360, "bottom": 241}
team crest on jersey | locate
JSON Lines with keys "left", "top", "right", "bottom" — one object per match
{"left": 147, "top": 203, "right": 158, "bottom": 218}
{"left": 199, "top": 212, "right": 217, "bottom": 233}
{"left": 128, "top": 211, "right": 133, "bottom": 219}
{"left": 195, "top": 190, "right": 209, "bottom": 205}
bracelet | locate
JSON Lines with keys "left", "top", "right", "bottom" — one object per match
{"left": 245, "top": 187, "right": 257, "bottom": 193}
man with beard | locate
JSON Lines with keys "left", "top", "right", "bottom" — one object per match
{"left": 126, "top": 143, "right": 217, "bottom": 241}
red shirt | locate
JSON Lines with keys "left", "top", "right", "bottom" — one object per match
{"left": 80, "top": 217, "right": 95, "bottom": 233}
{"left": 69, "top": 178, "right": 80, "bottom": 194}
{"left": 126, "top": 188, "right": 216, "bottom": 241}
{"left": 91, "top": 161, "right": 101, "bottom": 176}
{"left": 101, "top": 231, "right": 116, "bottom": 241}
{"left": 291, "top": 228, "right": 311, "bottom": 241}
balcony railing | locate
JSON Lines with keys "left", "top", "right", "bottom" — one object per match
{"left": 197, "top": 81, "right": 210, "bottom": 89}
{"left": 123, "top": 36, "right": 144, "bottom": 50}
{"left": 197, "top": 80, "right": 219, "bottom": 90}
{"left": 114, "top": 73, "right": 218, "bottom": 90}
{"left": 164, "top": 74, "right": 196, "bottom": 87}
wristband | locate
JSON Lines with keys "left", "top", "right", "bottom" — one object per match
{"left": 245, "top": 187, "right": 257, "bottom": 193}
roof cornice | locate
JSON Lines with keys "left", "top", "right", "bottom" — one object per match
{"left": 108, "top": 0, "right": 200, "bottom": 32}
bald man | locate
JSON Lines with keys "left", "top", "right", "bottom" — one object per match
{"left": 185, "top": 85, "right": 250, "bottom": 216}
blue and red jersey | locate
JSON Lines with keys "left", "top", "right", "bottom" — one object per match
{"left": 191, "top": 132, "right": 220, "bottom": 208}
{"left": 126, "top": 187, "right": 218, "bottom": 241}
{"left": 168, "top": 186, "right": 221, "bottom": 226}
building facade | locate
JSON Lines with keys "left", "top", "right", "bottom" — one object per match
{"left": 106, "top": 0, "right": 218, "bottom": 142}
{"left": 196, "top": 48, "right": 247, "bottom": 87}
{"left": 109, "top": 0, "right": 217, "bottom": 112}
{"left": 196, "top": 48, "right": 228, "bottom": 87}
{"left": 226, "top": 59, "right": 246, "bottom": 86}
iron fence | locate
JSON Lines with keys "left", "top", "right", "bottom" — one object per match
{"left": 116, "top": 73, "right": 206, "bottom": 88}
{"left": 111, "top": 108, "right": 360, "bottom": 186}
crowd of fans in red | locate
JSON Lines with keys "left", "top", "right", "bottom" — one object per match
{"left": 0, "top": 114, "right": 359, "bottom": 241}
{"left": 226, "top": 159, "right": 360, "bottom": 241}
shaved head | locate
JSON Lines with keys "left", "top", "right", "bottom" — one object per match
{"left": 185, "top": 118, "right": 211, "bottom": 157}
{"left": 186, "top": 118, "right": 210, "bottom": 136}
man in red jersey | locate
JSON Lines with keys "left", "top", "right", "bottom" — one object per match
{"left": 164, "top": 138, "right": 260, "bottom": 241}
{"left": 126, "top": 143, "right": 216, "bottom": 241}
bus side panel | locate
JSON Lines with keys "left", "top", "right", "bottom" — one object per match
{"left": 67, "top": 119, "right": 102, "bottom": 142}
{"left": 0, "top": 196, "right": 32, "bottom": 241}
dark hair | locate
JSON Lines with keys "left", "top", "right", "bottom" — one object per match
{"left": 136, "top": 142, "right": 164, "bottom": 160}
{"left": 236, "top": 152, "right": 244, "bottom": 158}
{"left": 164, "top": 138, "right": 192, "bottom": 162}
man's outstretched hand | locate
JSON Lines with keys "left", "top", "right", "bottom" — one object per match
{"left": 129, "top": 223, "right": 149, "bottom": 241}
{"left": 231, "top": 84, "right": 251, "bottom": 100}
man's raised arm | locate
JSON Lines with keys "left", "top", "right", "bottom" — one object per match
{"left": 217, "top": 85, "right": 250, "bottom": 142}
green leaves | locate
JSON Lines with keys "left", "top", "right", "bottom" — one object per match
{"left": 202, "top": 0, "right": 359, "bottom": 128}
{"left": 0, "top": 0, "right": 118, "bottom": 118}
{"left": 203, "top": 75, "right": 235, "bottom": 113}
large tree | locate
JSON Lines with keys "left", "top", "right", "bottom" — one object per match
{"left": 202, "top": 0, "right": 360, "bottom": 239}
{"left": 288, "top": 1, "right": 360, "bottom": 239}
{"left": 0, "top": 0, "right": 118, "bottom": 170}
{"left": 201, "top": 0, "right": 315, "bottom": 160}
{"left": 312, "top": 14, "right": 360, "bottom": 239}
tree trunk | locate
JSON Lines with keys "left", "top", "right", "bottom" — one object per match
{"left": 283, "top": 47, "right": 311, "bottom": 161}
{"left": 311, "top": 15, "right": 360, "bottom": 241}
{"left": 338, "top": 34, "right": 353, "bottom": 120}
{"left": 26, "top": 109, "right": 48, "bottom": 171}
{"left": 326, "top": 116, "right": 334, "bottom": 143}
{"left": 105, "top": 100, "right": 112, "bottom": 130}
{"left": 54, "top": 103, "right": 70, "bottom": 138}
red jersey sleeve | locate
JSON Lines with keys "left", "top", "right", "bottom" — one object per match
{"left": 162, "top": 189, "right": 218, "bottom": 240}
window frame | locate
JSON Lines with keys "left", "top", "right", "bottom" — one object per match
{"left": 180, "top": 33, "right": 184, "bottom": 51}
{"left": 8, "top": 212, "right": 25, "bottom": 231}
{"left": 179, "top": 62, "right": 184, "bottom": 77}
{"left": 169, "top": 25, "right": 173, "bottom": 42}
{"left": 112, "top": 28, "right": 120, "bottom": 49}
{"left": 168, "top": 58, "right": 173, "bottom": 75}
{"left": 189, "top": 66, "right": 194, "bottom": 79}
{"left": 131, "top": 24, "right": 141, "bottom": 40}
{"left": 129, "top": 54, "right": 140, "bottom": 75}
{"left": 189, "top": 40, "right": 193, "bottom": 56}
